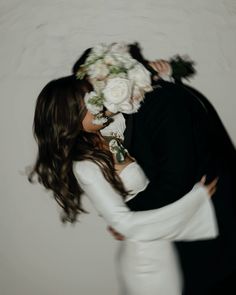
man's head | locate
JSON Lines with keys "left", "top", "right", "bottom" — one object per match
{"left": 72, "top": 42, "right": 157, "bottom": 80}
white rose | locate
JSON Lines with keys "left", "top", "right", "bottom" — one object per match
{"left": 103, "top": 101, "right": 120, "bottom": 113}
{"left": 102, "top": 77, "right": 132, "bottom": 104}
{"left": 132, "top": 85, "right": 144, "bottom": 102}
{"left": 91, "top": 43, "right": 109, "bottom": 57}
{"left": 89, "top": 78, "right": 106, "bottom": 94}
{"left": 88, "top": 60, "right": 109, "bottom": 80}
{"left": 103, "top": 53, "right": 120, "bottom": 66}
{"left": 131, "top": 99, "right": 142, "bottom": 113}
{"left": 109, "top": 42, "right": 129, "bottom": 54}
{"left": 118, "top": 101, "right": 134, "bottom": 113}
{"left": 128, "top": 64, "right": 153, "bottom": 92}
{"left": 85, "top": 52, "right": 97, "bottom": 64}
{"left": 118, "top": 99, "right": 142, "bottom": 114}
{"left": 112, "top": 52, "right": 136, "bottom": 69}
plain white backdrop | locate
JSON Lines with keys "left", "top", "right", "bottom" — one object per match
{"left": 1, "top": 1, "right": 236, "bottom": 294}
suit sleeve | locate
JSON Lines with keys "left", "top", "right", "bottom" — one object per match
{"left": 73, "top": 160, "right": 218, "bottom": 242}
{"left": 127, "top": 90, "right": 203, "bottom": 210}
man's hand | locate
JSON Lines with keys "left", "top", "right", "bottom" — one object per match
{"left": 148, "top": 60, "right": 172, "bottom": 81}
{"left": 107, "top": 226, "right": 125, "bottom": 241}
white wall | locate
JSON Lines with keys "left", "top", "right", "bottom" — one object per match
{"left": 1, "top": 1, "right": 235, "bottom": 294}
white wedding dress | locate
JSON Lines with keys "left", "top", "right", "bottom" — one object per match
{"left": 72, "top": 113, "right": 218, "bottom": 295}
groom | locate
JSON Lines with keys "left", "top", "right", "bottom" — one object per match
{"left": 109, "top": 47, "right": 236, "bottom": 294}
{"left": 72, "top": 43, "right": 236, "bottom": 294}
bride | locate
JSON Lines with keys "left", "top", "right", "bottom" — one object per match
{"left": 28, "top": 43, "right": 218, "bottom": 295}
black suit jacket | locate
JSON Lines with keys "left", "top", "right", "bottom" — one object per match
{"left": 124, "top": 79, "right": 236, "bottom": 293}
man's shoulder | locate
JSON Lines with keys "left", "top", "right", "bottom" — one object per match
{"left": 140, "top": 81, "right": 186, "bottom": 115}
{"left": 152, "top": 80, "right": 185, "bottom": 102}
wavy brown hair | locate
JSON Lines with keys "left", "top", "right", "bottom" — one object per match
{"left": 28, "top": 75, "right": 130, "bottom": 224}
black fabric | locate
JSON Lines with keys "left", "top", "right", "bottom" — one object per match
{"left": 124, "top": 79, "right": 236, "bottom": 294}
{"left": 123, "top": 113, "right": 133, "bottom": 151}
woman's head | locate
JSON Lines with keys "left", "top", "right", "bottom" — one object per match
{"left": 34, "top": 75, "right": 107, "bottom": 140}
{"left": 28, "top": 75, "right": 129, "bottom": 224}
{"left": 33, "top": 75, "right": 97, "bottom": 143}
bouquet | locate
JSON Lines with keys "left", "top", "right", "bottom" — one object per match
{"left": 76, "top": 42, "right": 153, "bottom": 124}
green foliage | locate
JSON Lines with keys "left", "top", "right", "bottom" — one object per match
{"left": 170, "top": 55, "right": 196, "bottom": 81}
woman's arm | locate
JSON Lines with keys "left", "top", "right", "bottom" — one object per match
{"left": 73, "top": 160, "right": 218, "bottom": 242}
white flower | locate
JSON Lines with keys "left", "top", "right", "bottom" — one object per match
{"left": 92, "top": 116, "right": 108, "bottom": 125}
{"left": 88, "top": 78, "right": 106, "bottom": 94}
{"left": 118, "top": 101, "right": 133, "bottom": 113}
{"left": 132, "top": 85, "right": 145, "bottom": 102}
{"left": 128, "top": 64, "right": 153, "bottom": 92}
{"left": 112, "top": 52, "right": 137, "bottom": 69}
{"left": 76, "top": 41, "right": 157, "bottom": 121}
{"left": 109, "top": 42, "right": 129, "bottom": 54}
{"left": 102, "top": 77, "right": 132, "bottom": 104}
{"left": 131, "top": 99, "right": 142, "bottom": 113}
{"left": 84, "top": 91, "right": 103, "bottom": 114}
{"left": 91, "top": 43, "right": 109, "bottom": 57}
{"left": 103, "top": 101, "right": 120, "bottom": 113}
{"left": 88, "top": 60, "right": 109, "bottom": 80}
{"left": 85, "top": 53, "right": 97, "bottom": 64}
{"left": 118, "top": 100, "right": 141, "bottom": 114}
{"left": 103, "top": 53, "right": 120, "bottom": 66}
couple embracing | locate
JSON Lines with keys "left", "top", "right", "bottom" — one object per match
{"left": 29, "top": 42, "right": 236, "bottom": 295}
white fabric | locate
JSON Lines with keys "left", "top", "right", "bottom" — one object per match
{"left": 119, "top": 161, "right": 150, "bottom": 202}
{"left": 73, "top": 109, "right": 219, "bottom": 294}
{"left": 116, "top": 239, "right": 183, "bottom": 295}
{"left": 73, "top": 160, "right": 218, "bottom": 242}
{"left": 73, "top": 160, "right": 218, "bottom": 295}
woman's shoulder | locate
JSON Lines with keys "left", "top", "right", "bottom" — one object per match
{"left": 72, "top": 160, "right": 101, "bottom": 184}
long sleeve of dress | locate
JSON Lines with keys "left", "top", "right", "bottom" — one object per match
{"left": 73, "top": 160, "right": 218, "bottom": 242}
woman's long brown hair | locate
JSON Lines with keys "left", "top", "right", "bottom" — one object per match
{"left": 28, "top": 75, "right": 130, "bottom": 224}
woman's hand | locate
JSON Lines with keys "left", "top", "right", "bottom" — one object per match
{"left": 200, "top": 175, "right": 219, "bottom": 198}
{"left": 148, "top": 60, "right": 172, "bottom": 80}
